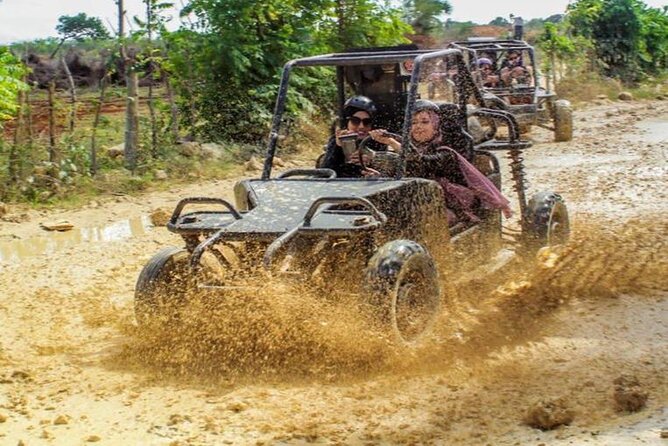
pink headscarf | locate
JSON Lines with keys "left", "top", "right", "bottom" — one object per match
{"left": 412, "top": 110, "right": 442, "bottom": 153}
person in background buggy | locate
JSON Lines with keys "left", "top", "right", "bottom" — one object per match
{"left": 476, "top": 57, "right": 500, "bottom": 88}
{"left": 500, "top": 50, "right": 533, "bottom": 87}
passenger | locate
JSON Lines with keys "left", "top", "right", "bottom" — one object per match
{"left": 476, "top": 57, "right": 500, "bottom": 88}
{"left": 369, "top": 100, "right": 512, "bottom": 223}
{"left": 319, "top": 95, "right": 381, "bottom": 178}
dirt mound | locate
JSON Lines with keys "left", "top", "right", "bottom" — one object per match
{"left": 524, "top": 397, "right": 575, "bottom": 430}
{"left": 613, "top": 375, "right": 649, "bottom": 412}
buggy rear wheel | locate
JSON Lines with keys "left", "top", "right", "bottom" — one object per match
{"left": 135, "top": 247, "right": 192, "bottom": 326}
{"left": 553, "top": 99, "right": 573, "bottom": 142}
{"left": 365, "top": 240, "right": 441, "bottom": 345}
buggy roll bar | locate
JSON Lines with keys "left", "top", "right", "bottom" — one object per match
{"left": 262, "top": 48, "right": 484, "bottom": 181}
{"left": 169, "top": 197, "right": 242, "bottom": 227}
{"left": 448, "top": 40, "right": 541, "bottom": 103}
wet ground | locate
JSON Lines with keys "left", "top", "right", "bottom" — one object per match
{"left": 0, "top": 100, "right": 666, "bottom": 445}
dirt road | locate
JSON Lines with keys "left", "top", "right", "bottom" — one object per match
{"left": 0, "top": 100, "right": 666, "bottom": 445}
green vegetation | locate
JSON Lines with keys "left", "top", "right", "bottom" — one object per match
{"left": 169, "top": 0, "right": 411, "bottom": 142}
{"left": 0, "top": 48, "right": 28, "bottom": 121}
{"left": 0, "top": 0, "right": 667, "bottom": 207}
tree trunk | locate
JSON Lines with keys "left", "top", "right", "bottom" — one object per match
{"left": 26, "top": 82, "right": 34, "bottom": 146}
{"left": 117, "top": 0, "right": 125, "bottom": 38}
{"left": 550, "top": 53, "right": 557, "bottom": 92}
{"left": 90, "top": 73, "right": 108, "bottom": 176}
{"left": 61, "top": 57, "right": 77, "bottom": 133}
{"left": 336, "top": 0, "right": 347, "bottom": 50}
{"left": 147, "top": 68, "right": 158, "bottom": 157}
{"left": 49, "top": 38, "right": 66, "bottom": 59}
{"left": 145, "top": 0, "right": 158, "bottom": 157}
{"left": 164, "top": 73, "right": 179, "bottom": 143}
{"left": 8, "top": 88, "right": 27, "bottom": 183}
{"left": 124, "top": 68, "right": 139, "bottom": 172}
{"left": 48, "top": 81, "right": 58, "bottom": 167}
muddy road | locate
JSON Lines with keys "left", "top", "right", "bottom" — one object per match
{"left": 0, "top": 100, "right": 667, "bottom": 445}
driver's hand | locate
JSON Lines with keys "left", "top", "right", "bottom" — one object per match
{"left": 335, "top": 128, "right": 352, "bottom": 147}
{"left": 347, "top": 152, "right": 373, "bottom": 165}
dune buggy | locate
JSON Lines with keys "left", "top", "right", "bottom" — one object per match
{"left": 448, "top": 38, "right": 573, "bottom": 142}
{"left": 135, "top": 47, "right": 570, "bottom": 345}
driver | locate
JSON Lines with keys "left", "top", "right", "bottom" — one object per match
{"left": 319, "top": 95, "right": 381, "bottom": 178}
{"left": 500, "top": 50, "right": 532, "bottom": 86}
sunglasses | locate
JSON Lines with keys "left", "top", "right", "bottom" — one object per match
{"left": 349, "top": 116, "right": 372, "bottom": 126}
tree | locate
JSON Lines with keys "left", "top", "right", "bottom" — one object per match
{"left": 1, "top": 48, "right": 28, "bottom": 186}
{"left": 134, "top": 1, "right": 175, "bottom": 156}
{"left": 638, "top": 5, "right": 668, "bottom": 73}
{"left": 51, "top": 13, "right": 111, "bottom": 57}
{"left": 488, "top": 16, "right": 510, "bottom": 27}
{"left": 537, "top": 22, "right": 576, "bottom": 90}
{"left": 566, "top": 0, "right": 668, "bottom": 82}
{"left": 0, "top": 48, "right": 28, "bottom": 122}
{"left": 590, "top": 0, "right": 642, "bottom": 81}
{"left": 403, "top": 0, "right": 452, "bottom": 35}
{"left": 173, "top": 0, "right": 409, "bottom": 142}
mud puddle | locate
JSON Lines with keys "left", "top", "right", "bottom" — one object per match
{"left": 635, "top": 117, "right": 668, "bottom": 143}
{"left": 0, "top": 216, "right": 152, "bottom": 264}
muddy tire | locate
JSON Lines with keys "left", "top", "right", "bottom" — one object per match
{"left": 135, "top": 247, "right": 192, "bottom": 326}
{"left": 523, "top": 192, "right": 570, "bottom": 255}
{"left": 553, "top": 99, "right": 573, "bottom": 142}
{"left": 315, "top": 152, "right": 325, "bottom": 168}
{"left": 365, "top": 240, "right": 440, "bottom": 345}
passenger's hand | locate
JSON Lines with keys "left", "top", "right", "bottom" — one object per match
{"left": 361, "top": 167, "right": 381, "bottom": 178}
{"left": 369, "top": 130, "right": 401, "bottom": 152}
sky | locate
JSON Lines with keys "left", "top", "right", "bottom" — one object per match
{"left": 0, "top": 0, "right": 666, "bottom": 44}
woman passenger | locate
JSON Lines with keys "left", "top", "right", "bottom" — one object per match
{"left": 369, "top": 100, "right": 512, "bottom": 223}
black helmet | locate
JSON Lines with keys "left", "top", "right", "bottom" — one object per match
{"left": 413, "top": 99, "right": 440, "bottom": 113}
{"left": 343, "top": 95, "right": 377, "bottom": 118}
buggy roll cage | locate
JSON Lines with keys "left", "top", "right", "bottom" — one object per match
{"left": 449, "top": 40, "right": 544, "bottom": 102}
{"left": 261, "top": 48, "right": 485, "bottom": 180}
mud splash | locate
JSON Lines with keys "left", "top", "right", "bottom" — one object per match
{"left": 113, "top": 216, "right": 667, "bottom": 384}
{"left": 0, "top": 216, "right": 152, "bottom": 264}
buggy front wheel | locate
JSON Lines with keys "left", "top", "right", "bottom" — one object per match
{"left": 135, "top": 247, "right": 192, "bottom": 326}
{"left": 522, "top": 192, "right": 570, "bottom": 255}
{"left": 365, "top": 240, "right": 441, "bottom": 345}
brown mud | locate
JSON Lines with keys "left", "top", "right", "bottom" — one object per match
{"left": 0, "top": 100, "right": 667, "bottom": 445}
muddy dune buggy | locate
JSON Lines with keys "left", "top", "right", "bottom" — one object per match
{"left": 448, "top": 39, "right": 573, "bottom": 142}
{"left": 135, "top": 48, "right": 571, "bottom": 345}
